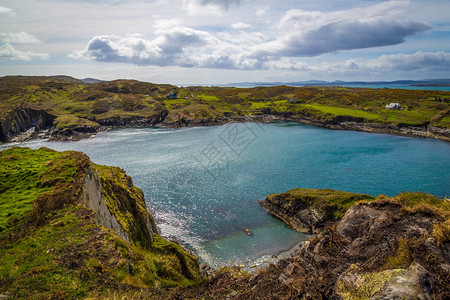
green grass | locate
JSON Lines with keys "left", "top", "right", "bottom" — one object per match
{"left": 250, "top": 100, "right": 287, "bottom": 110}
{"left": 0, "top": 147, "right": 64, "bottom": 231}
{"left": 0, "top": 207, "right": 95, "bottom": 299}
{"left": 435, "top": 115, "right": 450, "bottom": 127}
{"left": 197, "top": 94, "right": 220, "bottom": 101}
{"left": 380, "top": 109, "right": 437, "bottom": 124}
{"left": 303, "top": 104, "right": 382, "bottom": 120}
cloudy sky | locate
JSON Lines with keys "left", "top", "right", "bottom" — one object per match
{"left": 0, "top": 0, "right": 449, "bottom": 84}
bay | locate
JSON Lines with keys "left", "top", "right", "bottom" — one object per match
{"left": 1, "top": 122, "right": 449, "bottom": 267}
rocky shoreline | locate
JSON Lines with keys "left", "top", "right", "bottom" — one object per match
{"left": 2, "top": 110, "right": 449, "bottom": 144}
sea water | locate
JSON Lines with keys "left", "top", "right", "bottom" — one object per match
{"left": 2, "top": 122, "right": 449, "bottom": 267}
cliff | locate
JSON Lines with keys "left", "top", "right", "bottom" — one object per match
{"left": 260, "top": 188, "right": 374, "bottom": 233}
{"left": 0, "top": 108, "right": 55, "bottom": 142}
{"left": 0, "top": 147, "right": 202, "bottom": 298}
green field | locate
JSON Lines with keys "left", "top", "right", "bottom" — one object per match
{"left": 303, "top": 104, "right": 382, "bottom": 120}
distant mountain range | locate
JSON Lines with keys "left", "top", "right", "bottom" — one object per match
{"left": 227, "top": 79, "right": 450, "bottom": 87}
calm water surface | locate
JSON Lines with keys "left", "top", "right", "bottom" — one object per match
{"left": 2, "top": 122, "right": 449, "bottom": 267}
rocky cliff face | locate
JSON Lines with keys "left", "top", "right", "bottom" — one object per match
{"left": 79, "top": 166, "right": 132, "bottom": 243}
{"left": 0, "top": 108, "right": 55, "bottom": 142}
{"left": 79, "top": 165, "right": 159, "bottom": 247}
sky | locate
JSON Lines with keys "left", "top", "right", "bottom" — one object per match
{"left": 0, "top": 0, "right": 449, "bottom": 85}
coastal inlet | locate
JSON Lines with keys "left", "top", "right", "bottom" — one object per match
{"left": 1, "top": 122, "right": 449, "bottom": 267}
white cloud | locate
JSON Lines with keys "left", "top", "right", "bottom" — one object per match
{"left": 364, "top": 51, "right": 450, "bottom": 72}
{"left": 0, "top": 6, "right": 14, "bottom": 16}
{"left": 0, "top": 44, "right": 49, "bottom": 61}
{"left": 231, "top": 22, "right": 251, "bottom": 29}
{"left": 182, "top": 0, "right": 243, "bottom": 15}
{"left": 251, "top": 0, "right": 432, "bottom": 58}
{"left": 72, "top": 1, "right": 433, "bottom": 70}
{"left": 70, "top": 25, "right": 217, "bottom": 67}
{"left": 0, "top": 32, "right": 41, "bottom": 44}
{"left": 255, "top": 6, "right": 267, "bottom": 17}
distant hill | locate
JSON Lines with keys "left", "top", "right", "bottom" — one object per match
{"left": 48, "top": 75, "right": 84, "bottom": 84}
{"left": 81, "top": 77, "right": 104, "bottom": 84}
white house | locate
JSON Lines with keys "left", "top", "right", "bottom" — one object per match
{"left": 385, "top": 103, "right": 403, "bottom": 110}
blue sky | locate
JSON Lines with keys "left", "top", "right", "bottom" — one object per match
{"left": 0, "top": 0, "right": 449, "bottom": 84}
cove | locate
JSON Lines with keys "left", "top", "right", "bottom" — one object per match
{"left": 2, "top": 122, "right": 449, "bottom": 267}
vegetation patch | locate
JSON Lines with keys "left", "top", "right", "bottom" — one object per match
{"left": 0, "top": 147, "right": 63, "bottom": 231}
{"left": 303, "top": 104, "right": 382, "bottom": 120}
{"left": 270, "top": 188, "right": 374, "bottom": 219}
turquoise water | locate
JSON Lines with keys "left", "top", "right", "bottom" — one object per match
{"left": 2, "top": 122, "right": 449, "bottom": 267}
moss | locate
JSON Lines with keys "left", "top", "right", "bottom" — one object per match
{"left": 383, "top": 238, "right": 413, "bottom": 269}
{"left": 336, "top": 265, "right": 404, "bottom": 300}
{"left": 54, "top": 114, "right": 99, "bottom": 128}
{"left": 432, "top": 219, "right": 450, "bottom": 244}
{"left": 148, "top": 235, "right": 202, "bottom": 286}
{"left": 94, "top": 164, "right": 156, "bottom": 248}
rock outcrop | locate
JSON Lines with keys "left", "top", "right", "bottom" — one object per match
{"left": 260, "top": 188, "right": 374, "bottom": 234}
{"left": 336, "top": 262, "right": 433, "bottom": 299}
{"left": 245, "top": 194, "right": 449, "bottom": 299}
{"left": 0, "top": 108, "right": 55, "bottom": 142}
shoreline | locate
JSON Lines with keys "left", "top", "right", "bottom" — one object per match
{"left": 4, "top": 114, "right": 447, "bottom": 144}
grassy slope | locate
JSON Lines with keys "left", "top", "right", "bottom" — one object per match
{"left": 0, "top": 147, "right": 202, "bottom": 299}
{"left": 1, "top": 76, "right": 449, "bottom": 134}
